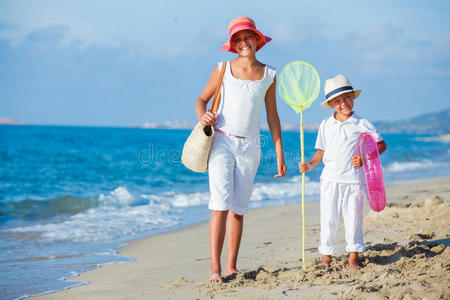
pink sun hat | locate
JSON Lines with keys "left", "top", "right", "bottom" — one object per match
{"left": 220, "top": 17, "right": 272, "bottom": 53}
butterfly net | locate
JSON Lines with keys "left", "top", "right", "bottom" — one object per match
{"left": 278, "top": 61, "right": 320, "bottom": 112}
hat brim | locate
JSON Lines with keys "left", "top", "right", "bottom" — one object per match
{"left": 220, "top": 29, "right": 271, "bottom": 53}
{"left": 320, "top": 89, "right": 362, "bottom": 108}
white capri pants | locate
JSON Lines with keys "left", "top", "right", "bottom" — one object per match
{"left": 319, "top": 180, "right": 365, "bottom": 255}
{"left": 208, "top": 132, "right": 261, "bottom": 215}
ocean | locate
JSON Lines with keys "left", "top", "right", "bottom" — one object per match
{"left": 0, "top": 125, "right": 449, "bottom": 299}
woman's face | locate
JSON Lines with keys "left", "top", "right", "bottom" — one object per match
{"left": 231, "top": 30, "right": 259, "bottom": 56}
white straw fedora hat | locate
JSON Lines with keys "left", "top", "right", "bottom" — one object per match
{"left": 321, "top": 74, "right": 362, "bottom": 108}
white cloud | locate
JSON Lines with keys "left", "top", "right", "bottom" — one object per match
{"left": 167, "top": 44, "right": 183, "bottom": 58}
{"left": 329, "top": 24, "right": 450, "bottom": 76}
{"left": 272, "top": 20, "right": 295, "bottom": 44}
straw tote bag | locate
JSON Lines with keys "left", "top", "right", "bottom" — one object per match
{"left": 181, "top": 62, "right": 226, "bottom": 173}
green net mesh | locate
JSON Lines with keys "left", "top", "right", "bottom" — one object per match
{"left": 278, "top": 61, "right": 320, "bottom": 112}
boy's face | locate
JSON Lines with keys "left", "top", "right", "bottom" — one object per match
{"left": 327, "top": 92, "right": 354, "bottom": 117}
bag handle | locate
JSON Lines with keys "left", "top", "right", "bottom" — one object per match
{"left": 209, "top": 61, "right": 227, "bottom": 114}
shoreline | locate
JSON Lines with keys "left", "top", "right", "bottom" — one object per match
{"left": 33, "top": 176, "right": 450, "bottom": 299}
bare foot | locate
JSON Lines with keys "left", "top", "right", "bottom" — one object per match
{"left": 348, "top": 252, "right": 361, "bottom": 269}
{"left": 322, "top": 255, "right": 332, "bottom": 267}
{"left": 223, "top": 268, "right": 239, "bottom": 277}
{"left": 207, "top": 273, "right": 222, "bottom": 284}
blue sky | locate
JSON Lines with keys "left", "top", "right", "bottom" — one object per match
{"left": 0, "top": 0, "right": 449, "bottom": 126}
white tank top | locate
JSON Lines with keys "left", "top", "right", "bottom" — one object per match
{"left": 215, "top": 61, "right": 276, "bottom": 137}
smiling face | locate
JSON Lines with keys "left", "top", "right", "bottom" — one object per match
{"left": 230, "top": 30, "right": 259, "bottom": 56}
{"left": 327, "top": 91, "right": 355, "bottom": 120}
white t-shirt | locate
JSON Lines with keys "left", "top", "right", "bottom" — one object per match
{"left": 315, "top": 112, "right": 383, "bottom": 184}
{"left": 215, "top": 61, "right": 276, "bottom": 137}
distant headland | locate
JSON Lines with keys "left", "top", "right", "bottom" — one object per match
{"left": 2, "top": 108, "right": 448, "bottom": 135}
{"left": 135, "top": 108, "right": 450, "bottom": 135}
{"left": 0, "top": 117, "right": 25, "bottom": 125}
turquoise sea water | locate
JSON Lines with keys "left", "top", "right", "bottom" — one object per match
{"left": 0, "top": 125, "right": 449, "bottom": 299}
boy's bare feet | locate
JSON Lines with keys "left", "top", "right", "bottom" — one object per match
{"left": 207, "top": 273, "right": 223, "bottom": 284}
{"left": 322, "top": 255, "right": 332, "bottom": 267}
{"left": 348, "top": 252, "right": 361, "bottom": 269}
{"left": 223, "top": 267, "right": 239, "bottom": 277}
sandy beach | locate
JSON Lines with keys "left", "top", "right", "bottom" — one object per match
{"left": 34, "top": 176, "right": 450, "bottom": 300}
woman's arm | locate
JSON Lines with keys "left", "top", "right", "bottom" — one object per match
{"left": 195, "top": 66, "right": 220, "bottom": 125}
{"left": 264, "top": 76, "right": 286, "bottom": 178}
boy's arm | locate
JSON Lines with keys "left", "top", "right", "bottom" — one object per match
{"left": 352, "top": 140, "right": 387, "bottom": 168}
{"left": 299, "top": 149, "right": 324, "bottom": 173}
{"left": 377, "top": 140, "right": 387, "bottom": 155}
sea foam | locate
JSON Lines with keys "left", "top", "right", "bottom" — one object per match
{"left": 251, "top": 175, "right": 320, "bottom": 202}
{"left": 98, "top": 186, "right": 136, "bottom": 207}
{"left": 385, "top": 159, "right": 441, "bottom": 173}
{"left": 153, "top": 175, "right": 321, "bottom": 208}
{"left": 4, "top": 177, "right": 320, "bottom": 242}
{"left": 5, "top": 189, "right": 181, "bottom": 242}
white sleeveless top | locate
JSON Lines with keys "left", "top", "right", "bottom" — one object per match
{"left": 215, "top": 61, "right": 276, "bottom": 137}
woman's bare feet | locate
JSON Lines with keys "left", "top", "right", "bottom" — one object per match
{"left": 322, "top": 255, "right": 332, "bottom": 267}
{"left": 348, "top": 252, "right": 361, "bottom": 269}
{"left": 207, "top": 273, "right": 223, "bottom": 284}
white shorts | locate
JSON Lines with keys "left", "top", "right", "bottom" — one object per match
{"left": 208, "top": 132, "right": 261, "bottom": 215}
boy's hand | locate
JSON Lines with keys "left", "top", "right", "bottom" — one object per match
{"left": 298, "top": 162, "right": 312, "bottom": 173}
{"left": 352, "top": 155, "right": 363, "bottom": 168}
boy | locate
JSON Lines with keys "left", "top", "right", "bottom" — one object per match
{"left": 299, "top": 74, "right": 386, "bottom": 269}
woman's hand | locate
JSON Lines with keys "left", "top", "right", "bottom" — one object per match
{"left": 274, "top": 158, "right": 287, "bottom": 178}
{"left": 298, "top": 162, "right": 312, "bottom": 173}
{"left": 352, "top": 155, "right": 363, "bottom": 168}
{"left": 200, "top": 112, "right": 217, "bottom": 126}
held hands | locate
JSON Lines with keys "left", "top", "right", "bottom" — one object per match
{"left": 352, "top": 155, "right": 363, "bottom": 168}
{"left": 200, "top": 112, "right": 217, "bottom": 126}
{"left": 298, "top": 162, "right": 312, "bottom": 173}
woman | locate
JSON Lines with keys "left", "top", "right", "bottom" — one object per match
{"left": 195, "top": 17, "right": 286, "bottom": 283}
